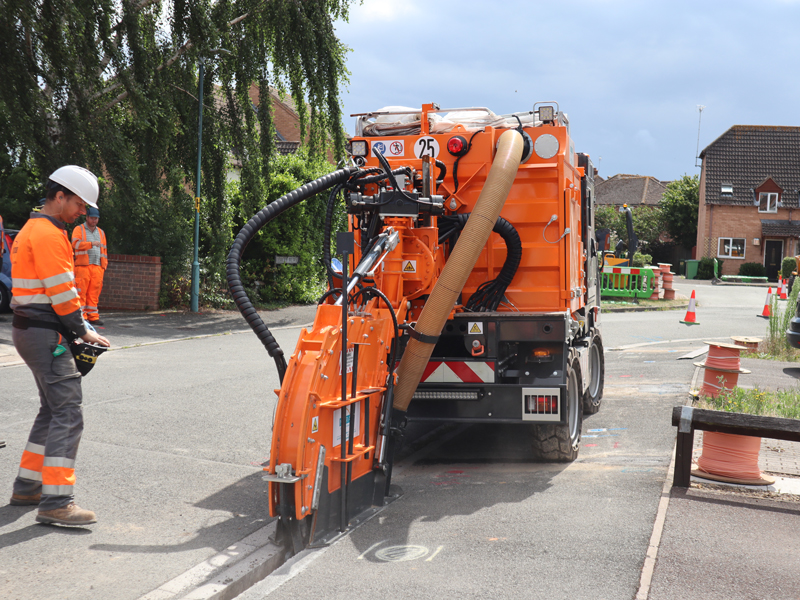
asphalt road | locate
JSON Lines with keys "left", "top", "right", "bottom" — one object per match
{"left": 0, "top": 307, "right": 316, "bottom": 600}
{"left": 233, "top": 279, "right": 778, "bottom": 600}
{"left": 0, "top": 279, "right": 784, "bottom": 599}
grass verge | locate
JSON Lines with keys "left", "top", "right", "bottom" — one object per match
{"left": 696, "top": 386, "right": 800, "bottom": 420}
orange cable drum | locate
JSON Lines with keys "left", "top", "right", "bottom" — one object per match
{"left": 696, "top": 432, "right": 764, "bottom": 481}
{"left": 703, "top": 345, "right": 742, "bottom": 370}
{"left": 694, "top": 341, "right": 750, "bottom": 398}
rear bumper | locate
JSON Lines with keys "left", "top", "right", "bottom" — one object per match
{"left": 408, "top": 383, "right": 566, "bottom": 425}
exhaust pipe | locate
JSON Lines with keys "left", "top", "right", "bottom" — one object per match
{"left": 393, "top": 129, "right": 524, "bottom": 412}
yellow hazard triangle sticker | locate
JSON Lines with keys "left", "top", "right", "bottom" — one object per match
{"left": 469, "top": 323, "right": 482, "bottom": 334}
{"left": 403, "top": 260, "right": 416, "bottom": 272}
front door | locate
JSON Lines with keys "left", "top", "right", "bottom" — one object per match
{"left": 764, "top": 239, "right": 783, "bottom": 281}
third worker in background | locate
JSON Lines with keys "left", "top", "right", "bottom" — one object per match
{"left": 71, "top": 206, "right": 108, "bottom": 326}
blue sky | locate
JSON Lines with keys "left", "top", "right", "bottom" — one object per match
{"left": 334, "top": 0, "right": 800, "bottom": 182}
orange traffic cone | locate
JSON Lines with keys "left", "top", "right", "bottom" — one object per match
{"left": 681, "top": 290, "right": 699, "bottom": 324}
{"left": 758, "top": 287, "right": 772, "bottom": 318}
{"left": 780, "top": 277, "right": 789, "bottom": 300}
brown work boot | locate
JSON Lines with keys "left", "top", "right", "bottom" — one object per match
{"left": 36, "top": 503, "right": 97, "bottom": 525}
{"left": 10, "top": 492, "right": 41, "bottom": 506}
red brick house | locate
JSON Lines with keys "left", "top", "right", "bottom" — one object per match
{"left": 696, "top": 126, "right": 800, "bottom": 280}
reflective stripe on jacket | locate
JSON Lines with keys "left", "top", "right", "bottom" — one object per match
{"left": 72, "top": 224, "right": 108, "bottom": 269}
{"left": 11, "top": 214, "right": 82, "bottom": 316}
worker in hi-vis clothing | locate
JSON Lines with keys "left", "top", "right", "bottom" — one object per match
{"left": 72, "top": 205, "right": 107, "bottom": 325}
{"left": 9, "top": 165, "right": 110, "bottom": 526}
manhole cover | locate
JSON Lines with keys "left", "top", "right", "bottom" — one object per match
{"left": 374, "top": 545, "right": 429, "bottom": 562}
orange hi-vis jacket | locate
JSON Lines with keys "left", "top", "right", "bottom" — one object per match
{"left": 72, "top": 224, "right": 108, "bottom": 269}
{"left": 11, "top": 215, "right": 83, "bottom": 316}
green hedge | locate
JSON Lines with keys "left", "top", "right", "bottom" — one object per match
{"left": 738, "top": 262, "right": 767, "bottom": 277}
{"left": 697, "top": 257, "right": 723, "bottom": 279}
{"left": 781, "top": 256, "right": 797, "bottom": 279}
{"left": 631, "top": 251, "right": 653, "bottom": 267}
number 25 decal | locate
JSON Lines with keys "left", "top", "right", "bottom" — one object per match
{"left": 414, "top": 136, "right": 440, "bottom": 159}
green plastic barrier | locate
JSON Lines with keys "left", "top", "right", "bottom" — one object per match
{"left": 601, "top": 266, "right": 657, "bottom": 299}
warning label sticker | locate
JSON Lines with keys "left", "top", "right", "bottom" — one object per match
{"left": 402, "top": 260, "right": 417, "bottom": 273}
{"left": 468, "top": 322, "right": 483, "bottom": 334}
{"left": 338, "top": 347, "right": 355, "bottom": 375}
{"left": 311, "top": 416, "right": 319, "bottom": 434}
{"left": 371, "top": 140, "right": 405, "bottom": 158}
{"left": 333, "top": 405, "right": 360, "bottom": 447}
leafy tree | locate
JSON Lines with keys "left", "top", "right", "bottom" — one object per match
{"left": 0, "top": 0, "right": 353, "bottom": 288}
{"left": 595, "top": 204, "right": 666, "bottom": 251}
{"left": 660, "top": 174, "right": 700, "bottom": 249}
{"left": 235, "top": 148, "right": 344, "bottom": 305}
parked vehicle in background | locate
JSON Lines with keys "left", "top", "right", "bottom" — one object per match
{"left": 0, "top": 217, "right": 17, "bottom": 312}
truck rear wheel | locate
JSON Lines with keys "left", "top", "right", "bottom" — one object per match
{"left": 531, "top": 359, "right": 582, "bottom": 462}
{"left": 583, "top": 330, "right": 604, "bottom": 415}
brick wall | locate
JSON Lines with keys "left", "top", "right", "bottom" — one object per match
{"left": 698, "top": 204, "right": 798, "bottom": 276}
{"left": 99, "top": 254, "right": 161, "bottom": 310}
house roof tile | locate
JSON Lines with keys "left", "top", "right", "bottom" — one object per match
{"left": 276, "top": 140, "right": 301, "bottom": 155}
{"left": 595, "top": 174, "right": 668, "bottom": 206}
{"left": 700, "top": 125, "right": 800, "bottom": 207}
{"left": 760, "top": 219, "right": 800, "bottom": 237}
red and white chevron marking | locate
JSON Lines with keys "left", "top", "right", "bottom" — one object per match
{"left": 420, "top": 361, "right": 495, "bottom": 384}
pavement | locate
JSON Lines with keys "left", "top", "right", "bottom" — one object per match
{"left": 646, "top": 352, "right": 800, "bottom": 600}
{"left": 1, "top": 299, "right": 800, "bottom": 599}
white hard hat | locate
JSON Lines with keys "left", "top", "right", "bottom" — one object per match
{"left": 48, "top": 165, "right": 100, "bottom": 208}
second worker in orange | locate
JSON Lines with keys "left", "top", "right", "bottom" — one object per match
{"left": 71, "top": 206, "right": 107, "bottom": 326}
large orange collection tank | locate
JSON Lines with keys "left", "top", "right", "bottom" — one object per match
{"left": 349, "top": 103, "right": 590, "bottom": 316}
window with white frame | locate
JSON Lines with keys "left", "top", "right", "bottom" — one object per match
{"left": 721, "top": 183, "right": 733, "bottom": 197}
{"left": 718, "top": 237, "right": 746, "bottom": 259}
{"left": 758, "top": 192, "right": 778, "bottom": 213}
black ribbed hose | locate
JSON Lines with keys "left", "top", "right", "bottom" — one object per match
{"left": 439, "top": 212, "right": 522, "bottom": 312}
{"left": 227, "top": 167, "right": 358, "bottom": 382}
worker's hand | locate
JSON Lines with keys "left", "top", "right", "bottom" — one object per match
{"left": 92, "top": 241, "right": 101, "bottom": 247}
{"left": 81, "top": 330, "right": 110, "bottom": 347}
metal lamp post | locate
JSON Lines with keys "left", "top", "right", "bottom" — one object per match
{"left": 190, "top": 48, "right": 231, "bottom": 313}
{"left": 190, "top": 58, "right": 206, "bottom": 313}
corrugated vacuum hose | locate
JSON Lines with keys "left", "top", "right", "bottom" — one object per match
{"left": 227, "top": 167, "right": 357, "bottom": 381}
{"left": 392, "top": 129, "right": 524, "bottom": 413}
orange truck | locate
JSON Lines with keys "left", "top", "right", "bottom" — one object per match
{"left": 228, "top": 102, "right": 604, "bottom": 552}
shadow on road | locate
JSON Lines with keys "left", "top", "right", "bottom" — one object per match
{"left": 88, "top": 471, "right": 275, "bottom": 555}
{"left": 0, "top": 505, "right": 93, "bottom": 549}
{"left": 782, "top": 367, "right": 800, "bottom": 381}
{"left": 350, "top": 423, "right": 569, "bottom": 562}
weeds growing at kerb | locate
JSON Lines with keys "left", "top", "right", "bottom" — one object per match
{"left": 698, "top": 386, "right": 800, "bottom": 420}
{"left": 748, "top": 280, "right": 800, "bottom": 361}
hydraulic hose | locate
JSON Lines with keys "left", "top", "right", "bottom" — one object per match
{"left": 227, "top": 167, "right": 358, "bottom": 382}
{"left": 392, "top": 129, "right": 524, "bottom": 412}
{"left": 440, "top": 213, "right": 522, "bottom": 312}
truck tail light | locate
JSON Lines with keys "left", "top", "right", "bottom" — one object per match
{"left": 447, "top": 135, "right": 468, "bottom": 156}
{"left": 522, "top": 388, "right": 560, "bottom": 421}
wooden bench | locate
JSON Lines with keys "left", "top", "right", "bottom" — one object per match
{"left": 670, "top": 406, "right": 800, "bottom": 487}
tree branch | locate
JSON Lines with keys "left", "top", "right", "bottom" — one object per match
{"left": 94, "top": 4, "right": 263, "bottom": 113}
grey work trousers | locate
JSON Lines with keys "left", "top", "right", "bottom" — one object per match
{"left": 12, "top": 325, "right": 83, "bottom": 511}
